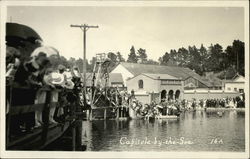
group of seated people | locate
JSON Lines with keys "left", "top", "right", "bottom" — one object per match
{"left": 6, "top": 46, "right": 77, "bottom": 135}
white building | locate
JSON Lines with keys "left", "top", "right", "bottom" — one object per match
{"left": 223, "top": 75, "right": 245, "bottom": 93}
{"left": 111, "top": 62, "right": 212, "bottom": 89}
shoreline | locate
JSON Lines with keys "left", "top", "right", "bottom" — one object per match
{"left": 194, "top": 107, "right": 245, "bottom": 111}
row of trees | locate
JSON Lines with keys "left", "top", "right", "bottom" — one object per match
{"left": 158, "top": 40, "right": 244, "bottom": 77}
{"left": 126, "top": 40, "right": 245, "bottom": 78}
{"left": 51, "top": 40, "right": 244, "bottom": 79}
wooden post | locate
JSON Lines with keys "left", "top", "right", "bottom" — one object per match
{"left": 122, "top": 107, "right": 125, "bottom": 117}
{"left": 75, "top": 93, "right": 83, "bottom": 151}
{"left": 68, "top": 91, "right": 76, "bottom": 151}
{"left": 72, "top": 123, "right": 76, "bottom": 151}
{"left": 116, "top": 88, "right": 119, "bottom": 119}
{"left": 104, "top": 120, "right": 107, "bottom": 130}
{"left": 41, "top": 90, "right": 51, "bottom": 142}
{"left": 6, "top": 86, "right": 12, "bottom": 146}
{"left": 104, "top": 108, "right": 107, "bottom": 120}
{"left": 121, "top": 106, "right": 123, "bottom": 117}
{"left": 86, "top": 110, "right": 89, "bottom": 120}
{"left": 75, "top": 120, "right": 82, "bottom": 150}
{"left": 116, "top": 107, "right": 119, "bottom": 119}
{"left": 89, "top": 109, "right": 92, "bottom": 121}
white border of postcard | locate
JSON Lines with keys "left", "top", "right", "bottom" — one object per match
{"left": 0, "top": 0, "right": 249, "bottom": 158}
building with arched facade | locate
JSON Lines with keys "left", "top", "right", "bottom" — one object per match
{"left": 126, "top": 73, "right": 184, "bottom": 103}
{"left": 111, "top": 62, "right": 216, "bottom": 103}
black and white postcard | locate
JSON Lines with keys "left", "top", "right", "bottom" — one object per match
{"left": 0, "top": 0, "right": 249, "bottom": 158}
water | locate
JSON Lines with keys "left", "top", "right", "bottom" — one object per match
{"left": 82, "top": 110, "right": 245, "bottom": 151}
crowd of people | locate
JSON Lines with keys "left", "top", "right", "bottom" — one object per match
{"left": 180, "top": 96, "right": 245, "bottom": 110}
{"left": 6, "top": 46, "right": 77, "bottom": 135}
{"left": 130, "top": 100, "right": 181, "bottom": 119}
{"left": 97, "top": 89, "right": 182, "bottom": 119}
{"left": 101, "top": 88, "right": 245, "bottom": 119}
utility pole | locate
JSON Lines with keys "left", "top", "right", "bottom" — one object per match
{"left": 70, "top": 24, "right": 98, "bottom": 150}
{"left": 236, "top": 50, "right": 239, "bottom": 75}
{"left": 70, "top": 24, "right": 99, "bottom": 96}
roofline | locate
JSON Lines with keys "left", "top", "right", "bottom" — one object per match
{"left": 185, "top": 76, "right": 213, "bottom": 87}
{"left": 109, "top": 62, "right": 118, "bottom": 71}
{"left": 224, "top": 81, "right": 245, "bottom": 84}
{"left": 119, "top": 62, "right": 217, "bottom": 87}
{"left": 127, "top": 73, "right": 154, "bottom": 81}
{"left": 116, "top": 63, "right": 136, "bottom": 76}
{"left": 120, "top": 62, "right": 191, "bottom": 69}
{"left": 143, "top": 73, "right": 181, "bottom": 80}
{"left": 127, "top": 73, "right": 181, "bottom": 81}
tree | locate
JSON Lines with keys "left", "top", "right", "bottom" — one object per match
{"left": 199, "top": 44, "right": 208, "bottom": 74}
{"left": 137, "top": 48, "right": 147, "bottom": 63}
{"left": 75, "top": 58, "right": 84, "bottom": 73}
{"left": 177, "top": 47, "right": 189, "bottom": 67}
{"left": 205, "top": 44, "right": 224, "bottom": 72}
{"left": 232, "top": 40, "right": 244, "bottom": 76}
{"left": 107, "top": 52, "right": 118, "bottom": 70}
{"left": 107, "top": 52, "right": 118, "bottom": 63}
{"left": 160, "top": 52, "right": 170, "bottom": 65}
{"left": 169, "top": 49, "right": 178, "bottom": 66}
{"left": 48, "top": 55, "right": 69, "bottom": 70}
{"left": 68, "top": 57, "right": 76, "bottom": 68}
{"left": 224, "top": 41, "right": 244, "bottom": 75}
{"left": 116, "top": 51, "right": 125, "bottom": 62}
{"left": 187, "top": 46, "right": 202, "bottom": 74}
{"left": 225, "top": 46, "right": 234, "bottom": 66}
{"left": 158, "top": 57, "right": 163, "bottom": 64}
{"left": 127, "top": 46, "right": 138, "bottom": 63}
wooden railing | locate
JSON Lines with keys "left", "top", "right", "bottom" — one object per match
{"left": 6, "top": 85, "right": 75, "bottom": 149}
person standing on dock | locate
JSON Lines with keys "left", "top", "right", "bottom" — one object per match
{"left": 11, "top": 51, "right": 50, "bottom": 133}
{"left": 52, "top": 65, "right": 68, "bottom": 123}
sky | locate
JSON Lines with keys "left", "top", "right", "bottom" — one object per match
{"left": 7, "top": 6, "right": 244, "bottom": 61}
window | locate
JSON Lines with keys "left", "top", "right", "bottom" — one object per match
{"left": 239, "top": 89, "right": 244, "bottom": 93}
{"left": 227, "top": 87, "right": 231, "bottom": 91}
{"left": 138, "top": 80, "right": 143, "bottom": 89}
{"left": 234, "top": 88, "right": 237, "bottom": 91}
{"left": 161, "top": 80, "right": 181, "bottom": 85}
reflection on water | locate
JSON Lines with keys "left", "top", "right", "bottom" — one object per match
{"left": 82, "top": 110, "right": 245, "bottom": 151}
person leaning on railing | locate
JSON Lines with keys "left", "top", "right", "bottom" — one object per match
{"left": 10, "top": 52, "right": 50, "bottom": 134}
{"left": 55, "top": 65, "right": 68, "bottom": 122}
{"left": 6, "top": 47, "right": 21, "bottom": 115}
{"left": 34, "top": 68, "right": 56, "bottom": 128}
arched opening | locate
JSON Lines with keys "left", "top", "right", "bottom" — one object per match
{"left": 175, "top": 90, "right": 180, "bottom": 100}
{"left": 138, "top": 79, "right": 143, "bottom": 89}
{"left": 168, "top": 90, "right": 174, "bottom": 101}
{"left": 161, "top": 90, "right": 167, "bottom": 102}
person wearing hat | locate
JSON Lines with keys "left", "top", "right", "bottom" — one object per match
{"left": 58, "top": 64, "right": 66, "bottom": 72}
{"left": 34, "top": 68, "right": 55, "bottom": 127}
{"left": 43, "top": 68, "right": 60, "bottom": 124}
{"left": 9, "top": 52, "right": 50, "bottom": 134}
{"left": 58, "top": 64, "right": 74, "bottom": 88}
{"left": 51, "top": 64, "right": 72, "bottom": 122}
